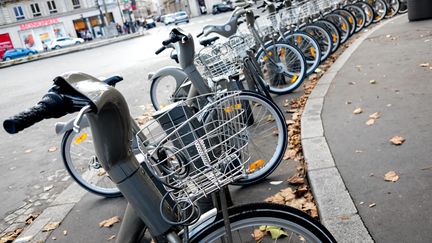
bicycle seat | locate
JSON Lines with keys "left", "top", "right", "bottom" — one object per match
{"left": 199, "top": 36, "right": 220, "bottom": 47}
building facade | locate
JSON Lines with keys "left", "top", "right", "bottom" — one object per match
{"left": 0, "top": 0, "right": 124, "bottom": 54}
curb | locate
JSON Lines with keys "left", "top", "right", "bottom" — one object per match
{"left": 0, "top": 32, "right": 145, "bottom": 69}
{"left": 301, "top": 15, "right": 405, "bottom": 242}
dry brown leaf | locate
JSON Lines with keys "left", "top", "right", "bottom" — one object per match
{"left": 390, "top": 136, "right": 405, "bottom": 145}
{"left": 286, "top": 120, "right": 295, "bottom": 125}
{"left": 0, "top": 228, "right": 24, "bottom": 242}
{"left": 368, "top": 203, "right": 376, "bottom": 208}
{"left": 353, "top": 108, "right": 363, "bottom": 114}
{"left": 25, "top": 213, "right": 40, "bottom": 225}
{"left": 42, "top": 222, "right": 60, "bottom": 232}
{"left": 369, "top": 112, "right": 380, "bottom": 119}
{"left": 419, "top": 63, "right": 430, "bottom": 67}
{"left": 283, "top": 149, "right": 297, "bottom": 160}
{"left": 287, "top": 175, "right": 305, "bottom": 185}
{"left": 280, "top": 188, "right": 296, "bottom": 201}
{"left": 310, "top": 208, "right": 319, "bottom": 218}
{"left": 99, "top": 216, "right": 120, "bottom": 228}
{"left": 107, "top": 235, "right": 116, "bottom": 241}
{"left": 63, "top": 230, "right": 68, "bottom": 236}
{"left": 52, "top": 236, "right": 57, "bottom": 240}
{"left": 97, "top": 168, "right": 107, "bottom": 177}
{"left": 303, "top": 202, "right": 316, "bottom": 211}
{"left": 366, "top": 119, "right": 375, "bottom": 126}
{"left": 48, "top": 146, "right": 57, "bottom": 152}
{"left": 384, "top": 171, "right": 400, "bottom": 182}
{"left": 355, "top": 150, "right": 363, "bottom": 153}
{"left": 251, "top": 228, "right": 266, "bottom": 241}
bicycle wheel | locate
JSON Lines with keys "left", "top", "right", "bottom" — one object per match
{"left": 150, "top": 74, "right": 190, "bottom": 110}
{"left": 255, "top": 42, "right": 307, "bottom": 94}
{"left": 315, "top": 19, "right": 341, "bottom": 53}
{"left": 398, "top": 0, "right": 408, "bottom": 14}
{"left": 190, "top": 203, "right": 336, "bottom": 242}
{"left": 323, "top": 13, "right": 351, "bottom": 44}
{"left": 300, "top": 23, "right": 333, "bottom": 62}
{"left": 332, "top": 9, "right": 357, "bottom": 36}
{"left": 61, "top": 127, "right": 122, "bottom": 197}
{"left": 370, "top": 0, "right": 388, "bottom": 22}
{"left": 344, "top": 4, "right": 367, "bottom": 32}
{"left": 231, "top": 91, "right": 288, "bottom": 185}
{"left": 282, "top": 31, "right": 322, "bottom": 75}
{"left": 384, "top": 0, "right": 400, "bottom": 18}
{"left": 356, "top": 1, "right": 375, "bottom": 27}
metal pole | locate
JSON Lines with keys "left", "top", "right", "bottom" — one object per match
{"left": 116, "top": 0, "right": 126, "bottom": 23}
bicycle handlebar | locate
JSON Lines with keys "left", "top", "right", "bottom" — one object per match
{"left": 4, "top": 93, "right": 67, "bottom": 134}
{"left": 197, "top": 31, "right": 204, "bottom": 38}
{"left": 155, "top": 46, "right": 166, "bottom": 55}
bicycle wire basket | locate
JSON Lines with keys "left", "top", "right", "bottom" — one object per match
{"left": 195, "top": 42, "right": 241, "bottom": 82}
{"left": 136, "top": 91, "right": 250, "bottom": 225}
{"left": 253, "top": 12, "right": 281, "bottom": 38}
{"left": 279, "top": 6, "right": 301, "bottom": 28}
{"left": 226, "top": 34, "right": 254, "bottom": 59}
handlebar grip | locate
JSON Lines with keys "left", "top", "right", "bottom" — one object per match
{"left": 3, "top": 93, "right": 66, "bottom": 134}
{"left": 162, "top": 38, "right": 173, "bottom": 46}
{"left": 197, "top": 31, "right": 204, "bottom": 38}
{"left": 103, "top": 75, "right": 123, "bottom": 86}
{"left": 155, "top": 46, "right": 166, "bottom": 55}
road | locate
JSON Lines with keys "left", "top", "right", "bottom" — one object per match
{"left": 0, "top": 12, "right": 235, "bottom": 232}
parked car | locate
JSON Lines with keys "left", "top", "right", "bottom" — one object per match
{"left": 49, "top": 37, "right": 84, "bottom": 49}
{"left": 2, "top": 48, "right": 37, "bottom": 61}
{"left": 145, "top": 18, "right": 156, "bottom": 29}
{"left": 164, "top": 14, "right": 176, "bottom": 25}
{"left": 232, "top": 0, "right": 252, "bottom": 8}
{"left": 212, "top": 3, "right": 234, "bottom": 14}
{"left": 174, "top": 11, "right": 190, "bottom": 25}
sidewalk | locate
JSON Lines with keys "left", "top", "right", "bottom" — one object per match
{"left": 303, "top": 15, "right": 432, "bottom": 242}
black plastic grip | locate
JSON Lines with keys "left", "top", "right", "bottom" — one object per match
{"left": 162, "top": 38, "right": 173, "bottom": 46}
{"left": 197, "top": 31, "right": 204, "bottom": 38}
{"left": 3, "top": 93, "right": 66, "bottom": 134}
{"left": 103, "top": 75, "right": 123, "bottom": 86}
{"left": 155, "top": 46, "right": 166, "bottom": 55}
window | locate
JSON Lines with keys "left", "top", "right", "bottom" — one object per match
{"left": 13, "top": 6, "right": 25, "bottom": 20}
{"left": 30, "top": 3, "right": 41, "bottom": 17}
{"left": 47, "top": 1, "right": 57, "bottom": 14}
{"left": 72, "top": 0, "right": 80, "bottom": 9}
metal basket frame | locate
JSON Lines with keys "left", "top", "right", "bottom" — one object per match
{"left": 136, "top": 91, "right": 250, "bottom": 223}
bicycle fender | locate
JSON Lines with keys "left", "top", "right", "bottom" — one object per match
{"left": 54, "top": 116, "right": 89, "bottom": 135}
{"left": 149, "top": 66, "right": 188, "bottom": 82}
{"left": 188, "top": 208, "right": 217, "bottom": 238}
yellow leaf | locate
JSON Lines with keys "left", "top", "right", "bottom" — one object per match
{"left": 266, "top": 226, "right": 288, "bottom": 240}
{"left": 42, "top": 222, "right": 60, "bottom": 232}
{"left": 389, "top": 136, "right": 405, "bottom": 145}
{"left": 384, "top": 171, "right": 400, "bottom": 182}
{"left": 99, "top": 216, "right": 120, "bottom": 228}
{"left": 266, "top": 115, "right": 275, "bottom": 122}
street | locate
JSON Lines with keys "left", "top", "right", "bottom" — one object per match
{"left": 0, "top": 12, "right": 238, "bottom": 232}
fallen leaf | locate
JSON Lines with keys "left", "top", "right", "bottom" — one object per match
{"left": 0, "top": 228, "right": 24, "bottom": 243}
{"left": 419, "top": 63, "right": 430, "bottom": 67}
{"left": 280, "top": 188, "right": 296, "bottom": 201}
{"left": 286, "top": 119, "right": 295, "bottom": 125}
{"left": 369, "top": 79, "right": 377, "bottom": 84}
{"left": 63, "top": 230, "right": 68, "bottom": 235}
{"left": 272, "top": 128, "right": 279, "bottom": 136}
{"left": 390, "top": 136, "right": 405, "bottom": 145}
{"left": 266, "top": 114, "right": 275, "bottom": 122}
{"left": 353, "top": 108, "right": 363, "bottom": 114}
{"left": 368, "top": 203, "right": 376, "bottom": 208}
{"left": 348, "top": 81, "right": 356, "bottom": 85}
{"left": 48, "top": 146, "right": 57, "bottom": 152}
{"left": 270, "top": 181, "right": 283, "bottom": 185}
{"left": 314, "top": 68, "right": 322, "bottom": 73}
{"left": 251, "top": 228, "right": 266, "bottom": 241}
{"left": 264, "top": 226, "right": 288, "bottom": 240}
{"left": 386, "top": 34, "right": 391, "bottom": 38}
{"left": 97, "top": 168, "right": 107, "bottom": 177}
{"left": 384, "top": 171, "right": 400, "bottom": 182}
{"left": 366, "top": 119, "right": 375, "bottom": 126}
{"left": 283, "top": 149, "right": 297, "bottom": 160}
{"left": 52, "top": 236, "right": 57, "bottom": 240}
{"left": 355, "top": 150, "right": 363, "bottom": 153}
{"left": 359, "top": 201, "right": 364, "bottom": 205}
{"left": 42, "top": 222, "right": 60, "bottom": 232}
{"left": 99, "top": 216, "right": 120, "bottom": 228}
{"left": 421, "top": 166, "right": 432, "bottom": 171}
{"left": 287, "top": 175, "right": 305, "bottom": 185}
{"left": 369, "top": 112, "right": 380, "bottom": 119}
{"left": 107, "top": 235, "right": 116, "bottom": 241}
{"left": 25, "top": 213, "right": 39, "bottom": 225}
{"left": 346, "top": 100, "right": 352, "bottom": 105}
{"left": 24, "top": 149, "right": 32, "bottom": 153}
{"left": 44, "top": 185, "right": 54, "bottom": 192}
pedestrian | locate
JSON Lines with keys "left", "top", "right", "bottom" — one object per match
{"left": 42, "top": 42, "right": 48, "bottom": 51}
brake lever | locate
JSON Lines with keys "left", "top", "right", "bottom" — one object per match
{"left": 73, "top": 105, "right": 92, "bottom": 133}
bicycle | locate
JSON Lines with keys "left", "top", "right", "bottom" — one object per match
{"left": 3, "top": 71, "right": 336, "bottom": 243}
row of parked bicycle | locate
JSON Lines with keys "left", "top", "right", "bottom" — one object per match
{"left": 4, "top": 0, "right": 407, "bottom": 242}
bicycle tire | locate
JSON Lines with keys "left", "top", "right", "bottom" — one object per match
{"left": 344, "top": 4, "right": 367, "bottom": 32}
{"left": 189, "top": 202, "right": 336, "bottom": 242}
{"left": 332, "top": 9, "right": 357, "bottom": 36}
{"left": 150, "top": 74, "right": 190, "bottom": 110}
{"left": 231, "top": 91, "right": 288, "bottom": 185}
{"left": 398, "top": 0, "right": 408, "bottom": 14}
{"left": 300, "top": 23, "right": 333, "bottom": 62}
{"left": 282, "top": 31, "right": 322, "bottom": 75}
{"left": 384, "top": 0, "right": 400, "bottom": 18}
{"left": 355, "top": 1, "right": 375, "bottom": 27}
{"left": 61, "top": 128, "right": 122, "bottom": 197}
{"left": 315, "top": 19, "right": 341, "bottom": 53}
{"left": 255, "top": 42, "right": 307, "bottom": 94}
{"left": 370, "top": 0, "right": 388, "bottom": 22}
{"left": 323, "top": 13, "right": 351, "bottom": 44}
